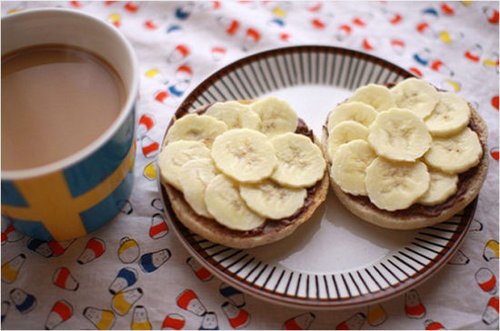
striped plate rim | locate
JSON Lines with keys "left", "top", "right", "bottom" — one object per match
{"left": 159, "top": 46, "right": 476, "bottom": 309}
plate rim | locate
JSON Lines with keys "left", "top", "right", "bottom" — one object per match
{"left": 158, "top": 45, "right": 477, "bottom": 310}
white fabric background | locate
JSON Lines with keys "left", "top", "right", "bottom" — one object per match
{"left": 1, "top": 1, "right": 499, "bottom": 330}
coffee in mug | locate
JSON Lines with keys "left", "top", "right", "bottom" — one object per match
{"left": 2, "top": 44, "right": 126, "bottom": 171}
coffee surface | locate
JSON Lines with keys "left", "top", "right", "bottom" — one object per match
{"left": 2, "top": 44, "right": 125, "bottom": 171}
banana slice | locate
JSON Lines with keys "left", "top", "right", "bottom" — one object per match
{"left": 205, "top": 174, "right": 265, "bottom": 231}
{"left": 391, "top": 78, "right": 440, "bottom": 119}
{"left": 158, "top": 141, "right": 211, "bottom": 190}
{"left": 240, "top": 180, "right": 307, "bottom": 220}
{"left": 205, "top": 101, "right": 261, "bottom": 130}
{"left": 327, "top": 102, "right": 377, "bottom": 132}
{"left": 327, "top": 120, "right": 369, "bottom": 160}
{"left": 331, "top": 140, "right": 377, "bottom": 196}
{"left": 165, "top": 114, "right": 228, "bottom": 146}
{"left": 365, "top": 157, "right": 430, "bottom": 211}
{"left": 425, "top": 92, "right": 471, "bottom": 137}
{"left": 251, "top": 96, "right": 298, "bottom": 136}
{"left": 347, "top": 84, "right": 396, "bottom": 112}
{"left": 424, "top": 127, "right": 482, "bottom": 174}
{"left": 179, "top": 159, "right": 218, "bottom": 218}
{"left": 211, "top": 128, "right": 277, "bottom": 183}
{"left": 418, "top": 170, "right": 458, "bottom": 206}
{"left": 271, "top": 133, "right": 326, "bottom": 188}
{"left": 368, "top": 108, "right": 432, "bottom": 161}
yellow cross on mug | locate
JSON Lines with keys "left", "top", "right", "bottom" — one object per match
{"left": 2, "top": 146, "right": 135, "bottom": 241}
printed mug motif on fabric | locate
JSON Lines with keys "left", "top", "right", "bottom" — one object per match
{"left": 118, "top": 236, "right": 140, "bottom": 264}
{"left": 10, "top": 288, "right": 37, "bottom": 315}
{"left": 151, "top": 198, "right": 165, "bottom": 212}
{"left": 186, "top": 257, "right": 213, "bottom": 282}
{"left": 118, "top": 199, "right": 134, "bottom": 215}
{"left": 469, "top": 219, "right": 484, "bottom": 232}
{"left": 45, "top": 300, "right": 73, "bottom": 330}
{"left": 482, "top": 52, "right": 499, "bottom": 72}
{"left": 405, "top": 290, "right": 426, "bottom": 319}
{"left": 482, "top": 296, "right": 499, "bottom": 325}
{"left": 336, "top": 312, "right": 366, "bottom": 330}
{"left": 483, "top": 6, "right": 499, "bottom": 25}
{"left": 367, "top": 304, "right": 387, "bottom": 326}
{"left": 424, "top": 319, "right": 446, "bottom": 330}
{"left": 143, "top": 161, "right": 158, "bottom": 181}
{"left": 221, "top": 301, "right": 250, "bottom": 329}
{"left": 77, "top": 238, "right": 106, "bottom": 264}
{"left": 26, "top": 238, "right": 75, "bottom": 258}
{"left": 380, "top": 8, "right": 403, "bottom": 25}
{"left": 176, "top": 289, "right": 207, "bottom": 316}
{"left": 111, "top": 287, "right": 143, "bottom": 316}
{"left": 109, "top": 267, "right": 139, "bottom": 295}
{"left": 200, "top": 311, "right": 219, "bottom": 330}
{"left": 137, "top": 113, "right": 155, "bottom": 139}
{"left": 149, "top": 213, "right": 169, "bottom": 239}
{"left": 161, "top": 313, "right": 186, "bottom": 330}
{"left": 283, "top": 312, "right": 315, "bottom": 330}
{"left": 475, "top": 268, "right": 497, "bottom": 295}
{"left": 1, "top": 223, "right": 24, "bottom": 245}
{"left": 52, "top": 267, "right": 79, "bottom": 291}
{"left": 1, "top": 253, "right": 26, "bottom": 284}
{"left": 211, "top": 46, "right": 227, "bottom": 62}
{"left": 139, "top": 248, "right": 171, "bottom": 273}
{"left": 83, "top": 306, "right": 116, "bottom": 330}
{"left": 219, "top": 283, "right": 245, "bottom": 307}
{"left": 492, "top": 95, "right": 499, "bottom": 110}
{"left": 168, "top": 44, "right": 190, "bottom": 64}
{"left": 123, "top": 2, "right": 139, "bottom": 14}
{"left": 483, "top": 240, "right": 499, "bottom": 262}
{"left": 141, "top": 135, "right": 160, "bottom": 159}
{"left": 131, "top": 305, "right": 152, "bottom": 330}
{"left": 490, "top": 147, "right": 499, "bottom": 162}
{"left": 27, "top": 239, "right": 53, "bottom": 258}
{"left": 48, "top": 239, "right": 76, "bottom": 257}
{"left": 448, "top": 249, "right": 470, "bottom": 265}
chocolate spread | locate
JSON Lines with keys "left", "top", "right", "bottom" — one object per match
{"left": 165, "top": 103, "right": 322, "bottom": 237}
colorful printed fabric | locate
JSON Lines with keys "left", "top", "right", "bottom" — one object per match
{"left": 2, "top": 1, "right": 499, "bottom": 329}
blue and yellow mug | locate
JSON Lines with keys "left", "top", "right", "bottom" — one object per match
{"left": 1, "top": 9, "right": 139, "bottom": 241}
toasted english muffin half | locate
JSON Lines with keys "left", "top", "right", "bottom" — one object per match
{"left": 160, "top": 102, "right": 329, "bottom": 248}
{"left": 322, "top": 102, "right": 488, "bottom": 230}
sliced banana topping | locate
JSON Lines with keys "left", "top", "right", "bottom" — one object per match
{"left": 179, "top": 159, "right": 218, "bottom": 218}
{"left": 418, "top": 170, "right": 458, "bottom": 206}
{"left": 326, "top": 78, "right": 484, "bottom": 211}
{"left": 391, "top": 77, "right": 440, "bottom": 119}
{"left": 348, "top": 84, "right": 396, "bottom": 112}
{"left": 211, "top": 128, "right": 277, "bottom": 183}
{"left": 165, "top": 114, "right": 228, "bottom": 147}
{"left": 158, "top": 141, "right": 211, "bottom": 190}
{"left": 240, "top": 180, "right": 307, "bottom": 220}
{"left": 331, "top": 140, "right": 377, "bottom": 196}
{"left": 368, "top": 108, "right": 432, "bottom": 161}
{"left": 205, "top": 101, "right": 261, "bottom": 130}
{"left": 271, "top": 133, "right": 326, "bottom": 188}
{"left": 251, "top": 96, "right": 298, "bottom": 136}
{"left": 327, "top": 102, "right": 377, "bottom": 132}
{"left": 365, "top": 157, "right": 430, "bottom": 211}
{"left": 424, "top": 127, "right": 482, "bottom": 174}
{"left": 205, "top": 174, "right": 265, "bottom": 231}
{"left": 327, "top": 120, "right": 369, "bottom": 161}
{"left": 425, "top": 92, "right": 471, "bottom": 137}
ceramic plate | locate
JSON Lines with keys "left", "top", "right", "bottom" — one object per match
{"left": 158, "top": 46, "right": 476, "bottom": 310}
